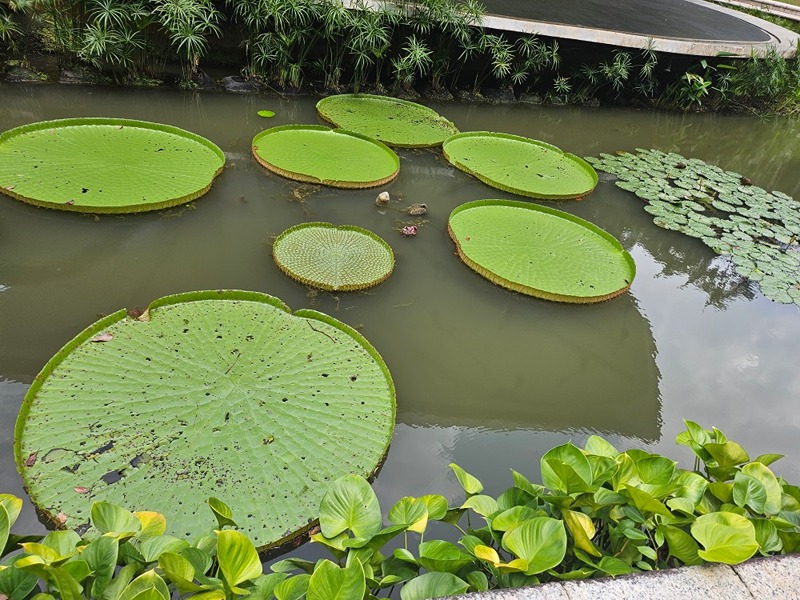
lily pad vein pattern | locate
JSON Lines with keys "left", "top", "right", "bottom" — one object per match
{"left": 15, "top": 290, "right": 395, "bottom": 550}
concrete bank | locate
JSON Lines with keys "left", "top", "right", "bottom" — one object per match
{"left": 449, "top": 554, "right": 800, "bottom": 599}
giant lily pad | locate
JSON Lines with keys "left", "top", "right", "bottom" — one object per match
{"left": 586, "top": 149, "right": 800, "bottom": 307}
{"left": 273, "top": 222, "right": 394, "bottom": 291}
{"left": 15, "top": 290, "right": 395, "bottom": 549}
{"left": 252, "top": 125, "right": 399, "bottom": 188}
{"left": 448, "top": 200, "right": 635, "bottom": 303}
{"left": 316, "top": 94, "right": 459, "bottom": 148}
{"left": 0, "top": 118, "right": 225, "bottom": 213}
{"left": 442, "top": 132, "right": 597, "bottom": 200}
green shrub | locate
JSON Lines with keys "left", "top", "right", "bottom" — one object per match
{"left": 1, "top": 421, "right": 798, "bottom": 600}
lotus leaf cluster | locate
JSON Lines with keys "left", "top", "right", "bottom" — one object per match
{"left": 448, "top": 200, "right": 635, "bottom": 303}
{"left": 586, "top": 149, "right": 800, "bottom": 306}
{"left": 0, "top": 118, "right": 225, "bottom": 213}
{"left": 443, "top": 132, "right": 598, "bottom": 200}
{"left": 251, "top": 125, "right": 399, "bottom": 189}
{"left": 273, "top": 223, "right": 395, "bottom": 291}
{"left": 15, "top": 290, "right": 395, "bottom": 550}
{"left": 316, "top": 94, "right": 459, "bottom": 148}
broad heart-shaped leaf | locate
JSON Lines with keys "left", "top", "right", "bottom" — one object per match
{"left": 319, "top": 475, "right": 382, "bottom": 540}
{"left": 449, "top": 200, "right": 635, "bottom": 304}
{"left": 443, "top": 132, "right": 597, "bottom": 200}
{"left": 134, "top": 512, "right": 167, "bottom": 540}
{"left": 540, "top": 443, "right": 594, "bottom": 494}
{"left": 91, "top": 502, "right": 141, "bottom": 539}
{"left": 399, "top": 572, "right": 470, "bottom": 600}
{"left": 252, "top": 125, "right": 399, "bottom": 189}
{"left": 418, "top": 495, "right": 448, "bottom": 521}
{"left": 273, "top": 223, "right": 395, "bottom": 292}
{"left": 217, "top": 530, "right": 262, "bottom": 590}
{"left": 583, "top": 436, "right": 619, "bottom": 458}
{"left": 733, "top": 462, "right": 782, "bottom": 516}
{"left": 316, "top": 94, "right": 459, "bottom": 148}
{"left": 0, "top": 565, "right": 38, "bottom": 600}
{"left": 704, "top": 442, "right": 750, "bottom": 469}
{"left": 751, "top": 518, "right": 782, "bottom": 554}
{"left": 491, "top": 507, "right": 543, "bottom": 532}
{"left": 417, "top": 540, "right": 475, "bottom": 574}
{"left": 388, "top": 498, "right": 428, "bottom": 533}
{"left": 307, "top": 559, "right": 365, "bottom": 600}
{"left": 461, "top": 495, "right": 498, "bottom": 517}
{"left": 118, "top": 571, "right": 170, "bottom": 600}
{"left": 501, "top": 518, "right": 568, "bottom": 575}
{"left": 691, "top": 512, "right": 759, "bottom": 564}
{"left": 274, "top": 574, "right": 310, "bottom": 600}
{"left": 0, "top": 118, "right": 224, "bottom": 213}
{"left": 16, "top": 291, "right": 395, "bottom": 550}
{"left": 158, "top": 553, "right": 202, "bottom": 594}
{"left": 660, "top": 525, "right": 702, "bottom": 566}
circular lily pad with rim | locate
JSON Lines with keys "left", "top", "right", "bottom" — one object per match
{"left": 442, "top": 132, "right": 597, "bottom": 200}
{"left": 15, "top": 290, "right": 395, "bottom": 549}
{"left": 273, "top": 222, "right": 395, "bottom": 291}
{"left": 0, "top": 118, "right": 225, "bottom": 213}
{"left": 316, "top": 94, "right": 459, "bottom": 148}
{"left": 252, "top": 124, "right": 399, "bottom": 188}
{"left": 448, "top": 200, "right": 636, "bottom": 303}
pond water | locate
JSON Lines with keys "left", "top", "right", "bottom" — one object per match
{"left": 1, "top": 84, "right": 799, "bottom": 543}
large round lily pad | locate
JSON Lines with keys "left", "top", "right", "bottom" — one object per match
{"left": 0, "top": 118, "right": 225, "bottom": 213}
{"left": 448, "top": 200, "right": 635, "bottom": 303}
{"left": 252, "top": 125, "right": 399, "bottom": 188}
{"left": 273, "top": 222, "right": 395, "bottom": 291}
{"left": 15, "top": 290, "right": 395, "bottom": 549}
{"left": 442, "top": 132, "right": 597, "bottom": 200}
{"left": 316, "top": 94, "right": 459, "bottom": 148}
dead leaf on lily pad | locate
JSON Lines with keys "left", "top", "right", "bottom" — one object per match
{"left": 91, "top": 332, "right": 113, "bottom": 342}
{"left": 25, "top": 451, "right": 38, "bottom": 466}
{"left": 74, "top": 486, "right": 90, "bottom": 494}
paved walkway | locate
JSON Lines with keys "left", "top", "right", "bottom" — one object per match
{"left": 480, "top": 0, "right": 799, "bottom": 57}
{"left": 449, "top": 554, "right": 800, "bottom": 599}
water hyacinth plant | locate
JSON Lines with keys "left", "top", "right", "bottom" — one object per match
{"left": 2, "top": 422, "right": 797, "bottom": 599}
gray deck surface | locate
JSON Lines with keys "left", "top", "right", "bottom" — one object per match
{"left": 481, "top": 0, "right": 772, "bottom": 42}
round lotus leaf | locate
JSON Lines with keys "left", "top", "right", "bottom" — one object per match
{"left": 447, "top": 199, "right": 635, "bottom": 303}
{"left": 316, "top": 94, "right": 459, "bottom": 148}
{"left": 0, "top": 118, "right": 225, "bottom": 213}
{"left": 15, "top": 290, "right": 396, "bottom": 549}
{"left": 251, "top": 125, "right": 399, "bottom": 189}
{"left": 273, "top": 222, "right": 395, "bottom": 291}
{"left": 443, "top": 132, "right": 597, "bottom": 200}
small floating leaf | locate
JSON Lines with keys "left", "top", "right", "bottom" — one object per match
{"left": 257, "top": 110, "right": 275, "bottom": 118}
{"left": 272, "top": 222, "right": 394, "bottom": 291}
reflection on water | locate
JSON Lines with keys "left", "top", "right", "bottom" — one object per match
{"left": 1, "top": 84, "right": 798, "bottom": 537}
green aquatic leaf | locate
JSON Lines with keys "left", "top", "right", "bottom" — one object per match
{"left": 399, "top": 572, "right": 469, "bottom": 600}
{"left": 691, "top": 512, "right": 758, "bottom": 564}
{"left": 15, "top": 290, "right": 395, "bottom": 550}
{"left": 307, "top": 559, "right": 365, "bottom": 600}
{"left": 316, "top": 94, "right": 458, "bottom": 148}
{"left": 443, "top": 132, "right": 597, "bottom": 200}
{"left": 501, "top": 518, "right": 568, "bottom": 575}
{"left": 272, "top": 223, "right": 394, "bottom": 292}
{"left": 319, "top": 475, "right": 383, "bottom": 540}
{"left": 257, "top": 110, "right": 275, "bottom": 118}
{"left": 0, "top": 118, "right": 224, "bottom": 213}
{"left": 448, "top": 200, "right": 635, "bottom": 303}
{"left": 252, "top": 124, "right": 399, "bottom": 189}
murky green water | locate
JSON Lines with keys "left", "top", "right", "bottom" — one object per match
{"left": 1, "top": 84, "right": 799, "bottom": 538}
